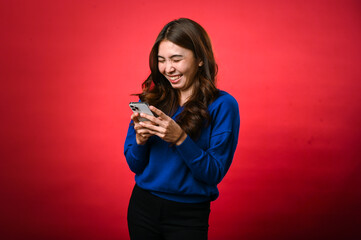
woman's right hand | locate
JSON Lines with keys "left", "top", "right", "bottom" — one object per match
{"left": 131, "top": 112, "right": 154, "bottom": 145}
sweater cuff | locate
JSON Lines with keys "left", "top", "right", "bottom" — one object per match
{"left": 175, "top": 135, "right": 203, "bottom": 163}
{"left": 131, "top": 139, "right": 149, "bottom": 160}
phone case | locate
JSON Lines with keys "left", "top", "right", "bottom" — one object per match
{"left": 129, "top": 102, "right": 154, "bottom": 122}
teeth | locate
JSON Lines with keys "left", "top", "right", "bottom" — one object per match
{"left": 169, "top": 75, "right": 181, "bottom": 80}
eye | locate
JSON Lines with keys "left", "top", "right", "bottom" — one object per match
{"left": 173, "top": 59, "right": 181, "bottom": 63}
{"left": 158, "top": 59, "right": 165, "bottom": 63}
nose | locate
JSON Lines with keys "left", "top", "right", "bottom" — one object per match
{"left": 165, "top": 61, "right": 175, "bottom": 73}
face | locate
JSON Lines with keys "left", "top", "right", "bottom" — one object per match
{"left": 158, "top": 40, "right": 201, "bottom": 92}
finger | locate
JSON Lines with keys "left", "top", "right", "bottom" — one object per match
{"left": 133, "top": 121, "right": 145, "bottom": 130}
{"left": 149, "top": 106, "right": 169, "bottom": 120}
{"left": 140, "top": 131, "right": 154, "bottom": 139}
{"left": 139, "top": 121, "right": 165, "bottom": 134}
{"left": 142, "top": 133, "right": 152, "bottom": 137}
{"left": 135, "top": 126, "right": 151, "bottom": 135}
{"left": 140, "top": 111, "right": 172, "bottom": 128}
{"left": 131, "top": 112, "right": 140, "bottom": 123}
{"left": 139, "top": 113, "right": 163, "bottom": 125}
{"left": 135, "top": 125, "right": 155, "bottom": 135}
{"left": 133, "top": 124, "right": 143, "bottom": 131}
{"left": 142, "top": 128, "right": 164, "bottom": 139}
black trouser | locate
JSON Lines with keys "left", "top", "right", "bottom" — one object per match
{"left": 127, "top": 184, "right": 211, "bottom": 240}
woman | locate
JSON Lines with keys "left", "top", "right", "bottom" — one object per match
{"left": 124, "top": 18, "right": 240, "bottom": 240}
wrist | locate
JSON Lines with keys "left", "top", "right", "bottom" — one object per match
{"left": 136, "top": 134, "right": 147, "bottom": 145}
{"left": 175, "top": 131, "right": 187, "bottom": 146}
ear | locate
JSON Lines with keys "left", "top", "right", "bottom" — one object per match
{"left": 198, "top": 60, "right": 203, "bottom": 67}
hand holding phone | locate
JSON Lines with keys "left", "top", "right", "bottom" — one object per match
{"left": 129, "top": 102, "right": 155, "bottom": 122}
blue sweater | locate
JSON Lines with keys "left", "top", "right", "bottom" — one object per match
{"left": 124, "top": 91, "right": 240, "bottom": 203}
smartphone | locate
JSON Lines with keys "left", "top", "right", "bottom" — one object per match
{"left": 129, "top": 102, "right": 155, "bottom": 122}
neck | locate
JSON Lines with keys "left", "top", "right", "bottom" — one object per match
{"left": 179, "top": 87, "right": 194, "bottom": 106}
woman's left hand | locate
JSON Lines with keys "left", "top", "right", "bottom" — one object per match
{"left": 138, "top": 106, "right": 187, "bottom": 146}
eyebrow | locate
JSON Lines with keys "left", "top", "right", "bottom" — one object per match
{"left": 158, "top": 54, "right": 184, "bottom": 59}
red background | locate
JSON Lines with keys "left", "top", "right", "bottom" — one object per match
{"left": 1, "top": 0, "right": 361, "bottom": 239}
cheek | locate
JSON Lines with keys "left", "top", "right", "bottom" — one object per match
{"left": 183, "top": 65, "right": 196, "bottom": 77}
{"left": 158, "top": 63, "right": 163, "bottom": 73}
{"left": 180, "top": 62, "right": 195, "bottom": 75}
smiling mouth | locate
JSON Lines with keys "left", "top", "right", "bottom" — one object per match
{"left": 167, "top": 75, "right": 182, "bottom": 83}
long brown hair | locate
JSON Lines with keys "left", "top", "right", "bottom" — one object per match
{"left": 137, "top": 18, "right": 219, "bottom": 138}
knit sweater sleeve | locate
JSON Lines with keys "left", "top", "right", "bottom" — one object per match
{"left": 124, "top": 122, "right": 150, "bottom": 174}
{"left": 175, "top": 93, "right": 240, "bottom": 185}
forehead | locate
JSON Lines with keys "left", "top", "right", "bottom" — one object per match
{"left": 158, "top": 40, "right": 193, "bottom": 57}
